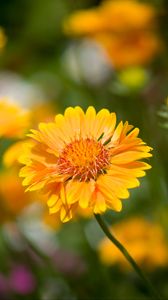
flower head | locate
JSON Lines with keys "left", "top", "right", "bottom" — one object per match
{"left": 98, "top": 217, "right": 168, "bottom": 269}
{"left": 20, "top": 106, "right": 152, "bottom": 222}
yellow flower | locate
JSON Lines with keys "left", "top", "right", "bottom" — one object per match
{"left": 64, "top": 9, "right": 104, "bottom": 36}
{"left": 98, "top": 217, "right": 168, "bottom": 269}
{"left": 0, "top": 99, "right": 30, "bottom": 138}
{"left": 64, "top": 0, "right": 161, "bottom": 68}
{"left": 94, "top": 31, "right": 160, "bottom": 69}
{"left": 65, "top": 0, "right": 156, "bottom": 36}
{"left": 97, "top": 0, "right": 156, "bottom": 33}
{"left": 19, "top": 106, "right": 152, "bottom": 223}
{"left": 0, "top": 27, "right": 7, "bottom": 50}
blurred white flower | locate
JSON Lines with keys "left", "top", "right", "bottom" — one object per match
{"left": 0, "top": 71, "right": 46, "bottom": 108}
{"left": 63, "top": 40, "right": 113, "bottom": 86}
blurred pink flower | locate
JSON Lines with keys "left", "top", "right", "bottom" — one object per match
{"left": 53, "top": 249, "right": 87, "bottom": 276}
{"left": 9, "top": 265, "right": 36, "bottom": 295}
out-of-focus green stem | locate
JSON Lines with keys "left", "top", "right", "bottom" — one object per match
{"left": 94, "top": 213, "right": 162, "bottom": 300}
{"left": 18, "top": 228, "right": 59, "bottom": 277}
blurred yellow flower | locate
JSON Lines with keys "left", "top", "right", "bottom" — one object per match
{"left": 0, "top": 169, "right": 31, "bottom": 223}
{"left": 64, "top": 0, "right": 156, "bottom": 35}
{"left": 20, "top": 106, "right": 152, "bottom": 223}
{"left": 95, "top": 31, "right": 160, "bottom": 69}
{"left": 0, "top": 27, "right": 7, "bottom": 50}
{"left": 1, "top": 100, "right": 59, "bottom": 227}
{"left": 0, "top": 99, "right": 30, "bottom": 138}
{"left": 98, "top": 217, "right": 168, "bottom": 269}
{"left": 3, "top": 140, "right": 30, "bottom": 168}
{"left": 64, "top": 9, "right": 104, "bottom": 36}
{"left": 118, "top": 67, "right": 148, "bottom": 89}
{"left": 3, "top": 102, "right": 55, "bottom": 167}
{"left": 30, "top": 103, "right": 55, "bottom": 127}
{"left": 64, "top": 0, "right": 161, "bottom": 68}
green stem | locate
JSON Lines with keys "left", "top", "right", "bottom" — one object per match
{"left": 94, "top": 214, "right": 162, "bottom": 300}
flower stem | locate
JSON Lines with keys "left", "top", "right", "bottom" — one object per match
{"left": 94, "top": 213, "right": 162, "bottom": 300}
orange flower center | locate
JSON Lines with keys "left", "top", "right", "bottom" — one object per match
{"left": 57, "top": 138, "right": 110, "bottom": 181}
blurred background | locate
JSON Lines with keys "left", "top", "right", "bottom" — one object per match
{"left": 0, "top": 0, "right": 168, "bottom": 299}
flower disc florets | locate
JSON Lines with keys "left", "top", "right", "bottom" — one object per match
{"left": 57, "top": 138, "right": 110, "bottom": 181}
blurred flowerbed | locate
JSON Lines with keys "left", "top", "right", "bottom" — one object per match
{"left": 0, "top": 0, "right": 168, "bottom": 299}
